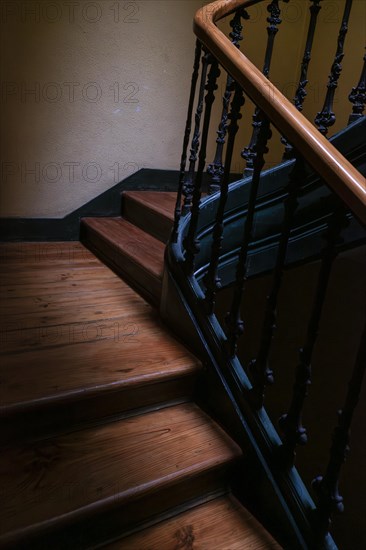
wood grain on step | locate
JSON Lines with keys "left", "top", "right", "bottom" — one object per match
{"left": 1, "top": 306, "right": 166, "bottom": 354}
{"left": 0, "top": 241, "right": 99, "bottom": 258}
{"left": 1, "top": 323, "right": 199, "bottom": 410}
{"left": 1, "top": 271, "right": 149, "bottom": 327}
{"left": 2, "top": 377, "right": 197, "bottom": 446}
{"left": 0, "top": 404, "right": 242, "bottom": 540}
{"left": 108, "top": 495, "right": 282, "bottom": 549}
{"left": 82, "top": 218, "right": 164, "bottom": 280}
{"left": 0, "top": 267, "right": 126, "bottom": 297}
{"left": 123, "top": 192, "right": 176, "bottom": 220}
{"left": 122, "top": 192, "right": 176, "bottom": 243}
{"left": 1, "top": 259, "right": 149, "bottom": 340}
{"left": 0, "top": 286, "right": 146, "bottom": 317}
{"left": 0, "top": 243, "right": 200, "bottom": 412}
{"left": 0, "top": 242, "right": 99, "bottom": 264}
{"left": 1, "top": 300, "right": 148, "bottom": 330}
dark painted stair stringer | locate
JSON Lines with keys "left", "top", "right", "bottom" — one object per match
{"left": 82, "top": 119, "right": 366, "bottom": 308}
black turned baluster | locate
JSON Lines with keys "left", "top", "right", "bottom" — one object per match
{"left": 279, "top": 206, "right": 349, "bottom": 461}
{"left": 204, "top": 84, "right": 245, "bottom": 313}
{"left": 183, "top": 56, "right": 221, "bottom": 275}
{"left": 348, "top": 48, "right": 366, "bottom": 124}
{"left": 242, "top": 0, "right": 285, "bottom": 175}
{"left": 226, "top": 113, "right": 272, "bottom": 357}
{"left": 172, "top": 40, "right": 202, "bottom": 242}
{"left": 207, "top": 9, "right": 249, "bottom": 194}
{"left": 181, "top": 50, "right": 211, "bottom": 216}
{"left": 207, "top": 75, "right": 234, "bottom": 194}
{"left": 282, "top": 1, "right": 322, "bottom": 159}
{"left": 315, "top": 0, "right": 353, "bottom": 136}
{"left": 249, "top": 156, "right": 305, "bottom": 409}
{"left": 312, "top": 321, "right": 366, "bottom": 543}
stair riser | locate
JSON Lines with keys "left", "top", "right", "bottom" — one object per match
{"left": 81, "top": 225, "right": 161, "bottom": 307}
{"left": 0, "top": 464, "right": 237, "bottom": 549}
{"left": 1, "top": 376, "right": 197, "bottom": 445}
{"left": 122, "top": 195, "right": 173, "bottom": 243}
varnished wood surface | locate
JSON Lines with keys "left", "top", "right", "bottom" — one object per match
{"left": 123, "top": 192, "right": 176, "bottom": 243}
{"left": 107, "top": 495, "right": 281, "bottom": 549}
{"left": 81, "top": 218, "right": 165, "bottom": 304}
{"left": 0, "top": 242, "right": 99, "bottom": 264}
{"left": 124, "top": 191, "right": 175, "bottom": 220}
{"left": 0, "top": 242, "right": 278, "bottom": 548}
{"left": 194, "top": 1, "right": 366, "bottom": 224}
{"left": 82, "top": 218, "right": 164, "bottom": 279}
{"left": 0, "top": 403, "right": 242, "bottom": 541}
{"left": 0, "top": 242, "right": 200, "bottom": 412}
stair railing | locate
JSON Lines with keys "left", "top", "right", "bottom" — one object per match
{"left": 163, "top": 1, "right": 366, "bottom": 548}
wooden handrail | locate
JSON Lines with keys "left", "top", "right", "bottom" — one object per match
{"left": 194, "top": 0, "right": 366, "bottom": 225}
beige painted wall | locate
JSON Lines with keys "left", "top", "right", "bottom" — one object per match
{"left": 1, "top": 0, "right": 205, "bottom": 217}
{"left": 0, "top": 0, "right": 364, "bottom": 218}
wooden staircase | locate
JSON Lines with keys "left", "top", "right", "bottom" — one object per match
{"left": 0, "top": 191, "right": 281, "bottom": 549}
{"left": 81, "top": 192, "right": 176, "bottom": 306}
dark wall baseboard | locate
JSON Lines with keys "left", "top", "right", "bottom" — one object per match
{"left": 0, "top": 169, "right": 242, "bottom": 242}
{"left": 0, "top": 169, "right": 179, "bottom": 242}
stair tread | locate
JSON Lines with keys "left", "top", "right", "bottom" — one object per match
{"left": 0, "top": 242, "right": 100, "bottom": 266}
{"left": 81, "top": 217, "right": 165, "bottom": 281}
{"left": 107, "top": 495, "right": 281, "bottom": 549}
{"left": 0, "top": 243, "right": 199, "bottom": 412}
{"left": 0, "top": 403, "right": 242, "bottom": 539}
{"left": 123, "top": 191, "right": 176, "bottom": 221}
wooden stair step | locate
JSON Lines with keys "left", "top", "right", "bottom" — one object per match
{"left": 81, "top": 218, "right": 165, "bottom": 306}
{"left": 0, "top": 243, "right": 200, "bottom": 442}
{"left": 0, "top": 403, "right": 242, "bottom": 548}
{"left": 0, "top": 322, "right": 200, "bottom": 426}
{"left": 0, "top": 242, "right": 100, "bottom": 265}
{"left": 122, "top": 191, "right": 175, "bottom": 243}
{"left": 106, "top": 495, "right": 281, "bottom": 549}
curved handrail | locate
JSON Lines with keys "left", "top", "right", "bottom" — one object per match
{"left": 193, "top": 0, "right": 366, "bottom": 225}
